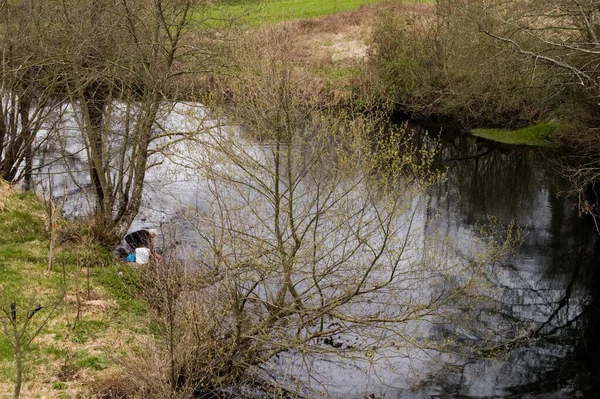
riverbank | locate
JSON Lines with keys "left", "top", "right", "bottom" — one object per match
{"left": 193, "top": 1, "right": 569, "bottom": 148}
{"left": 0, "top": 180, "right": 147, "bottom": 397}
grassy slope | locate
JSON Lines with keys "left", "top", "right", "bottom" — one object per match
{"left": 0, "top": 181, "right": 147, "bottom": 398}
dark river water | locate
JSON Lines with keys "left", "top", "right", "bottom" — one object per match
{"left": 407, "top": 126, "right": 600, "bottom": 399}
{"left": 266, "top": 126, "right": 600, "bottom": 399}
{"left": 33, "top": 111, "right": 600, "bottom": 398}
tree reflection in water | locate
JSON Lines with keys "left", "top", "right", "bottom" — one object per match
{"left": 409, "top": 124, "right": 600, "bottom": 398}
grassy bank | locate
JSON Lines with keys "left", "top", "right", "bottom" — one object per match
{"left": 0, "top": 181, "right": 147, "bottom": 398}
{"left": 471, "top": 122, "right": 559, "bottom": 147}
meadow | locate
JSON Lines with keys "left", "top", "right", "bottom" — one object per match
{"left": 203, "top": 0, "right": 431, "bottom": 25}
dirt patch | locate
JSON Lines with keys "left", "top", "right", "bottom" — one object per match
{"left": 282, "top": 3, "right": 435, "bottom": 66}
{"left": 65, "top": 289, "right": 117, "bottom": 316}
{"left": 301, "top": 26, "right": 369, "bottom": 64}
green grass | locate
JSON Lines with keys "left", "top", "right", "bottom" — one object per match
{"left": 0, "top": 261, "right": 24, "bottom": 285}
{"left": 0, "top": 210, "right": 46, "bottom": 244}
{"left": 0, "top": 191, "right": 46, "bottom": 243}
{"left": 471, "top": 122, "right": 559, "bottom": 147}
{"left": 0, "top": 336, "right": 12, "bottom": 360}
{"left": 76, "top": 320, "right": 108, "bottom": 339}
{"left": 0, "top": 242, "right": 49, "bottom": 265}
{"left": 67, "top": 320, "right": 109, "bottom": 344}
{"left": 94, "top": 265, "right": 146, "bottom": 317}
{"left": 200, "top": 0, "right": 431, "bottom": 26}
{"left": 76, "top": 351, "right": 111, "bottom": 371}
{"left": 70, "top": 330, "right": 88, "bottom": 344}
{"left": 46, "top": 345, "right": 69, "bottom": 358}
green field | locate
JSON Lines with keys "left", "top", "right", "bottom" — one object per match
{"left": 201, "top": 0, "right": 430, "bottom": 26}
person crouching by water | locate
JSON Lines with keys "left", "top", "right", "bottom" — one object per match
{"left": 114, "top": 228, "right": 162, "bottom": 262}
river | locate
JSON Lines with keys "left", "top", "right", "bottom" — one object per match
{"left": 33, "top": 110, "right": 600, "bottom": 398}
{"left": 395, "top": 125, "right": 599, "bottom": 398}
{"left": 255, "top": 125, "right": 599, "bottom": 399}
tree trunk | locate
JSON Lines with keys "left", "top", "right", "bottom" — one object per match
{"left": 18, "top": 98, "right": 33, "bottom": 190}
{"left": 84, "top": 83, "right": 108, "bottom": 215}
{"left": 13, "top": 341, "right": 21, "bottom": 399}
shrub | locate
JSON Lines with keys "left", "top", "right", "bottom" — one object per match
{"left": 367, "top": 3, "right": 561, "bottom": 127}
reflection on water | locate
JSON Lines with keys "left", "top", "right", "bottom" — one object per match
{"left": 409, "top": 125, "right": 600, "bottom": 398}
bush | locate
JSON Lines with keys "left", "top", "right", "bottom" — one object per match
{"left": 128, "top": 258, "right": 235, "bottom": 397}
{"left": 367, "top": 3, "right": 561, "bottom": 127}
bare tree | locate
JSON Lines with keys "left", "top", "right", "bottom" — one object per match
{"left": 0, "top": 1, "right": 65, "bottom": 188}
{"left": 0, "top": 297, "right": 59, "bottom": 399}
{"left": 438, "top": 0, "right": 600, "bottom": 92}
{"left": 49, "top": 0, "right": 209, "bottom": 244}
{"left": 1, "top": 0, "right": 224, "bottom": 245}
{"left": 165, "top": 29, "right": 518, "bottom": 394}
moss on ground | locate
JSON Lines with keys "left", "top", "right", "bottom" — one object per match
{"left": 471, "top": 122, "right": 559, "bottom": 147}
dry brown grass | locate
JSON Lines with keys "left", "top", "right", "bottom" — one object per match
{"left": 280, "top": 2, "right": 435, "bottom": 68}
{"left": 93, "top": 375, "right": 139, "bottom": 399}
